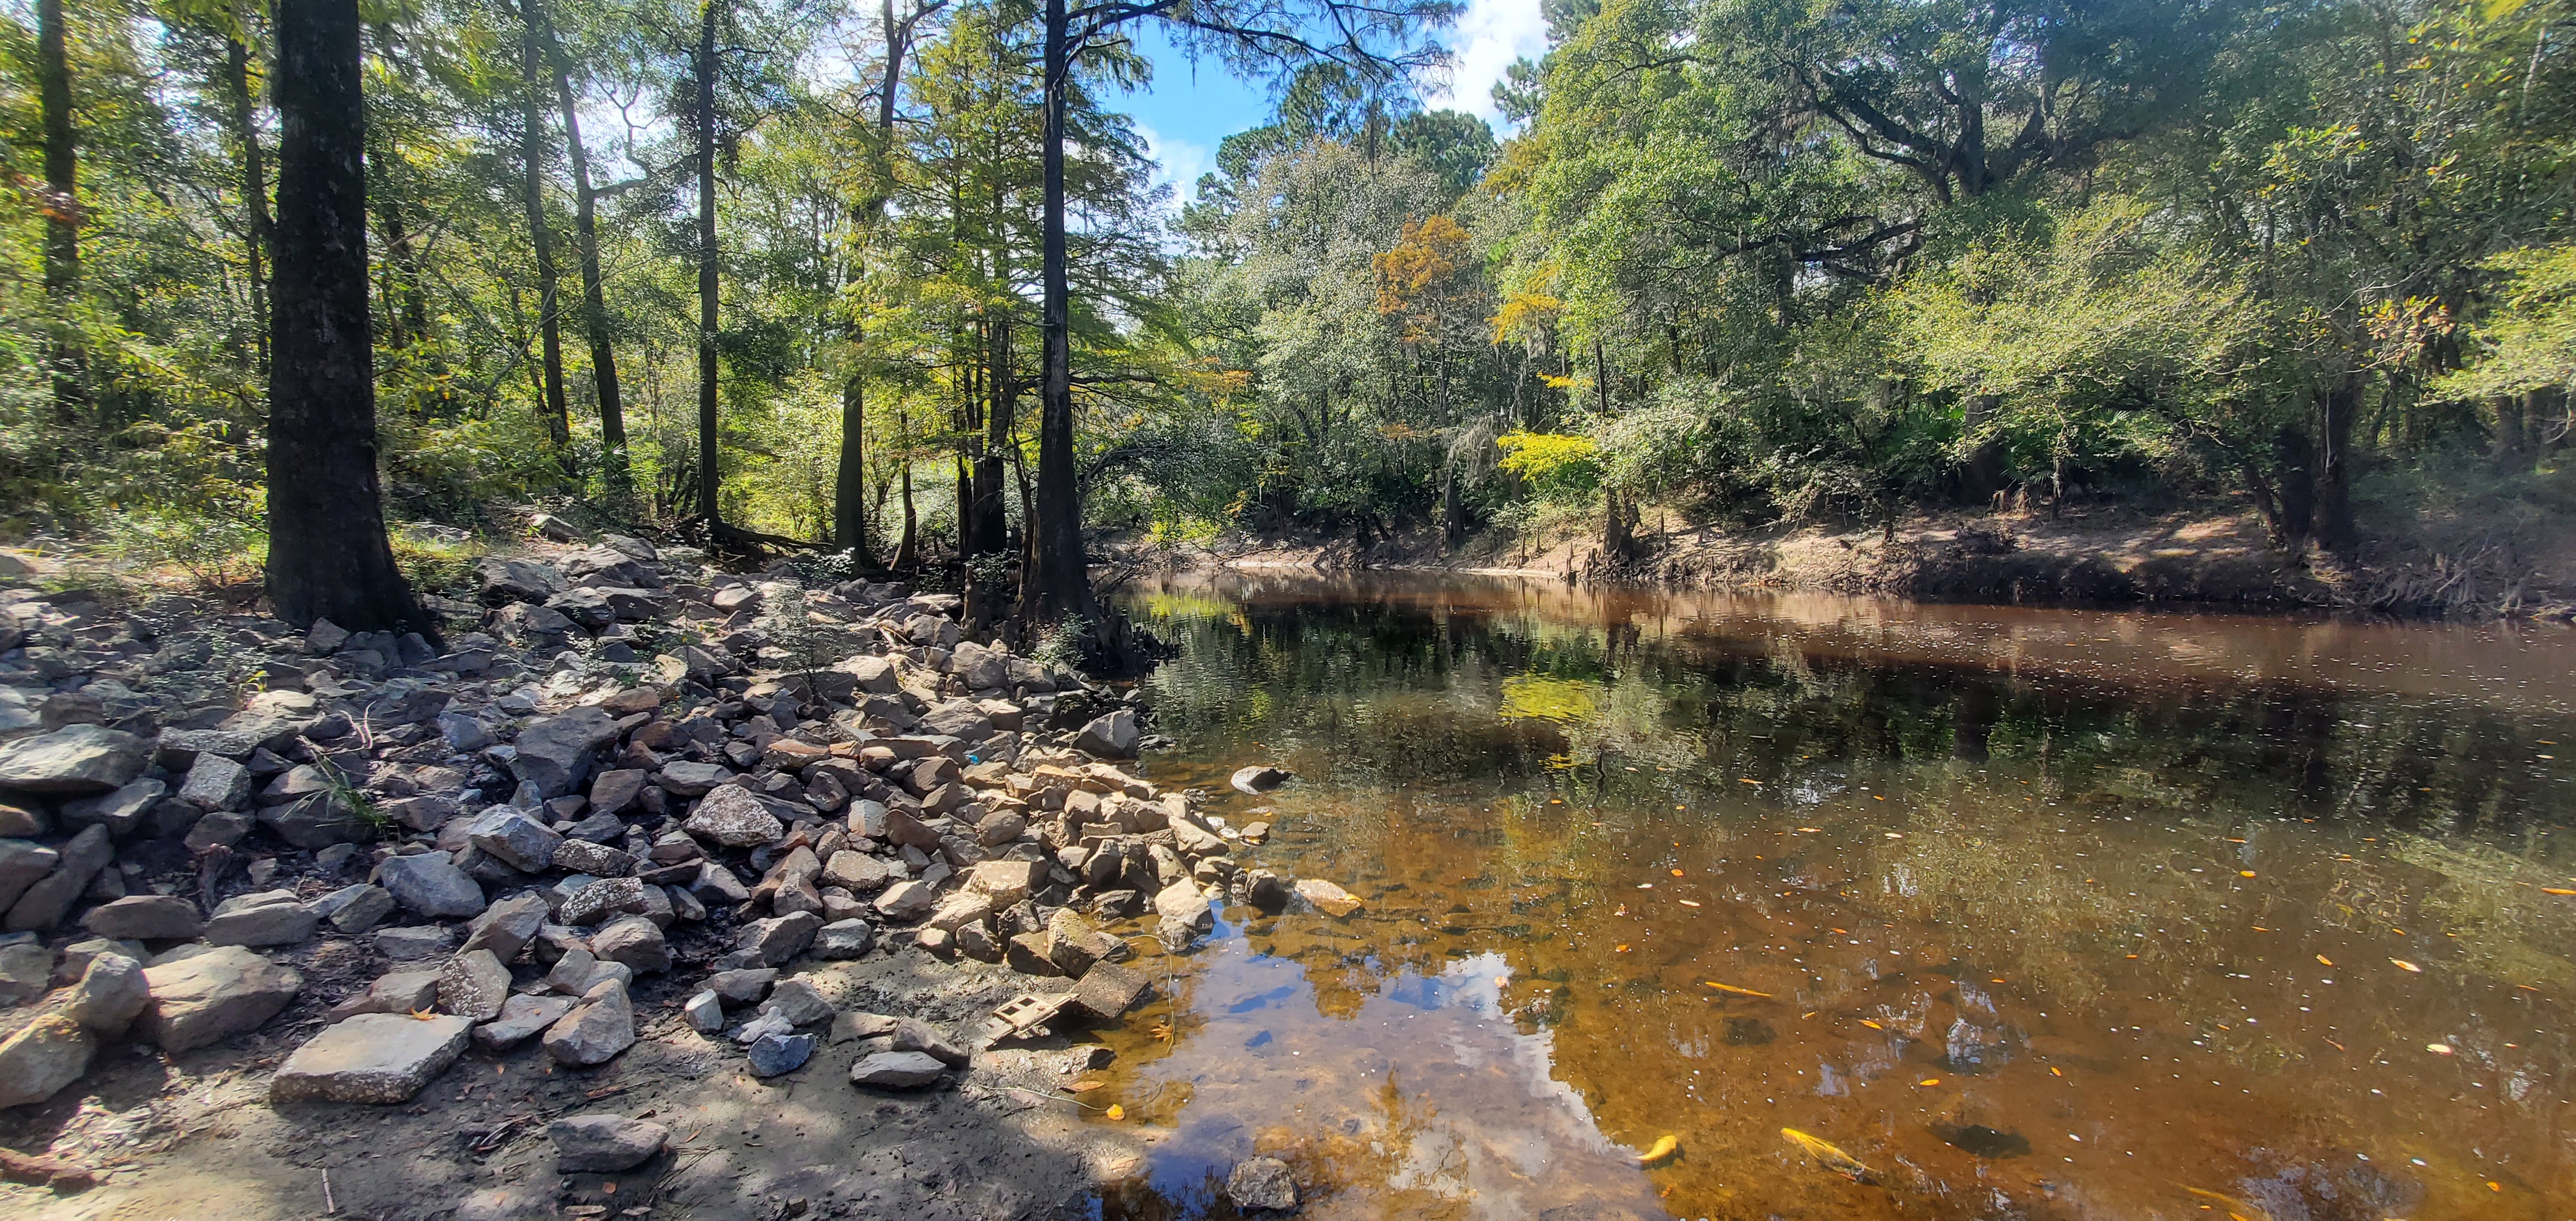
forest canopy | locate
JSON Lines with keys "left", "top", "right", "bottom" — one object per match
{"left": 1, "top": 0, "right": 2570, "bottom": 587}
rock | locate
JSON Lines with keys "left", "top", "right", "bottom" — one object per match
{"left": 550, "top": 1114, "right": 669, "bottom": 1172}
{"left": 1295, "top": 878, "right": 1364, "bottom": 917}
{"left": 477, "top": 557, "right": 567, "bottom": 603}
{"left": 1072, "top": 709, "right": 1139, "bottom": 759}
{"left": 559, "top": 876, "right": 648, "bottom": 926}
{"left": 1245, "top": 870, "right": 1291, "bottom": 912}
{"left": 591, "top": 916, "right": 670, "bottom": 973}
{"left": 820, "top": 850, "right": 896, "bottom": 892}
{"left": 690, "top": 859, "right": 751, "bottom": 906}
{"left": 683, "top": 990, "right": 723, "bottom": 1032}
{"left": 61, "top": 778, "right": 167, "bottom": 838}
{"left": 310, "top": 883, "right": 395, "bottom": 934}
{"left": 1229, "top": 765, "right": 1290, "bottom": 795}
{"left": 1003, "top": 932, "right": 1060, "bottom": 977}
{"left": 512, "top": 707, "right": 621, "bottom": 801}
{"left": 683, "top": 785, "right": 784, "bottom": 848}
{"left": 0, "top": 725, "right": 149, "bottom": 795}
{"left": 889, "top": 1017, "right": 969, "bottom": 1066}
{"left": 734, "top": 911, "right": 821, "bottom": 966}
{"left": 953, "top": 920, "right": 1000, "bottom": 962}
{"left": 271, "top": 1012, "right": 473, "bottom": 1104}
{"left": 256, "top": 790, "right": 371, "bottom": 848}
{"left": 760, "top": 978, "right": 834, "bottom": 1026}
{"left": 0, "top": 1012, "right": 93, "bottom": 1109}
{"left": 655, "top": 760, "right": 733, "bottom": 797}
{"left": 1071, "top": 960, "right": 1151, "bottom": 1022}
{"left": 1227, "top": 1157, "right": 1300, "bottom": 1212}
{"left": 7, "top": 824, "right": 113, "bottom": 933}
{"left": 747, "top": 1031, "right": 816, "bottom": 1077}
{"left": 0, "top": 839, "right": 58, "bottom": 913}
{"left": 964, "top": 858, "right": 1045, "bottom": 903}
{"left": 848, "top": 1050, "right": 948, "bottom": 1089}
{"left": 328, "top": 969, "right": 442, "bottom": 1021}
{"left": 544, "top": 948, "right": 600, "bottom": 993}
{"left": 705, "top": 968, "right": 776, "bottom": 1005}
{"left": 438, "top": 949, "right": 513, "bottom": 1022}
{"left": 378, "top": 853, "right": 487, "bottom": 919}
{"left": 82, "top": 895, "right": 203, "bottom": 941}
{"left": 973, "top": 810, "right": 1027, "bottom": 848}
{"left": 0, "top": 802, "right": 44, "bottom": 839}
{"left": 1044, "top": 910, "right": 1122, "bottom": 978}
{"left": 466, "top": 807, "right": 564, "bottom": 872}
{"left": 65, "top": 952, "right": 149, "bottom": 1035}
{"left": 375, "top": 925, "right": 452, "bottom": 961}
{"left": 588, "top": 768, "right": 647, "bottom": 816}
{"left": 811, "top": 918, "right": 876, "bottom": 959}
{"left": 174, "top": 754, "right": 253, "bottom": 812}
{"left": 1154, "top": 879, "right": 1213, "bottom": 930}
{"left": 872, "top": 879, "right": 935, "bottom": 922}
{"left": 203, "top": 893, "right": 319, "bottom": 947}
{"left": 542, "top": 978, "right": 637, "bottom": 1066}
{"left": 473, "top": 993, "right": 576, "bottom": 1051}
{"left": 141, "top": 945, "right": 301, "bottom": 1053}
{"left": 461, "top": 892, "right": 550, "bottom": 962}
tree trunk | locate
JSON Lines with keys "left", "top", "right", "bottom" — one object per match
{"left": 893, "top": 418, "right": 918, "bottom": 571}
{"left": 37, "top": 0, "right": 84, "bottom": 424}
{"left": 970, "top": 315, "right": 1012, "bottom": 556}
{"left": 266, "top": 0, "right": 429, "bottom": 637}
{"left": 2536, "top": 386, "right": 2570, "bottom": 452}
{"left": 2271, "top": 421, "right": 2314, "bottom": 546}
{"left": 1022, "top": 0, "right": 1092, "bottom": 623}
{"left": 2313, "top": 374, "right": 2360, "bottom": 554}
{"left": 2494, "top": 393, "right": 2530, "bottom": 472}
{"left": 535, "top": 0, "right": 626, "bottom": 488}
{"left": 693, "top": 0, "right": 723, "bottom": 527}
{"left": 518, "top": 3, "right": 572, "bottom": 471}
{"left": 225, "top": 36, "right": 272, "bottom": 372}
{"left": 835, "top": 371, "right": 873, "bottom": 560}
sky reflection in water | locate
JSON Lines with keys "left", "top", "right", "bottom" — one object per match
{"left": 1086, "top": 572, "right": 2576, "bottom": 1220}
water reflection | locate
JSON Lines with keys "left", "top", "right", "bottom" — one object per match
{"left": 1090, "top": 572, "right": 2576, "bottom": 1220}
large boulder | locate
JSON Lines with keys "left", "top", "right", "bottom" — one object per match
{"left": 269, "top": 1012, "right": 473, "bottom": 1104}
{"left": 0, "top": 726, "right": 149, "bottom": 796}
{"left": 512, "top": 708, "right": 622, "bottom": 800}
{"left": 1073, "top": 709, "right": 1140, "bottom": 759}
{"left": 141, "top": 946, "right": 301, "bottom": 1053}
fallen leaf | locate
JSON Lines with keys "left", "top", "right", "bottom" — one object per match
{"left": 2239, "top": 870, "right": 2257, "bottom": 878}
{"left": 1637, "top": 1134, "right": 1680, "bottom": 1165}
{"left": 2427, "top": 1043, "right": 2454, "bottom": 1054}
{"left": 1860, "top": 1019, "right": 1883, "bottom": 1030}
{"left": 1918, "top": 1077, "right": 1940, "bottom": 1086}
{"left": 2392, "top": 959, "right": 2422, "bottom": 972}
{"left": 2544, "top": 888, "right": 2575, "bottom": 896}
{"left": 2317, "top": 955, "right": 2334, "bottom": 967}
{"left": 1703, "top": 981, "right": 1771, "bottom": 997}
{"left": 1781, "top": 1128, "right": 1875, "bottom": 1181}
{"left": 1063, "top": 1081, "right": 1104, "bottom": 1093}
{"left": 1614, "top": 944, "right": 1631, "bottom": 953}
{"left": 1670, "top": 869, "right": 1684, "bottom": 877}
{"left": 1105, "top": 1104, "right": 1125, "bottom": 1121}
{"left": 1678, "top": 900, "right": 1701, "bottom": 907}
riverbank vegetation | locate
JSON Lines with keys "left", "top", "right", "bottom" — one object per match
{"left": 2, "top": 0, "right": 2572, "bottom": 619}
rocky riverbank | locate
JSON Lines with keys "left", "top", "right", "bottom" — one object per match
{"left": 0, "top": 532, "right": 1317, "bottom": 1218}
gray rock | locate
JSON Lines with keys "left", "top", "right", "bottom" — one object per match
{"left": 820, "top": 849, "right": 897, "bottom": 893}
{"left": 1227, "top": 1157, "right": 1300, "bottom": 1212}
{"left": 558, "top": 876, "right": 648, "bottom": 926}
{"left": 257, "top": 790, "right": 372, "bottom": 848}
{"left": 1071, "top": 960, "right": 1151, "bottom": 1021}
{"left": 466, "top": 807, "right": 563, "bottom": 872}
{"left": 544, "top": 947, "right": 599, "bottom": 993}
{"left": 746, "top": 1031, "right": 815, "bottom": 1077}
{"left": 152, "top": 727, "right": 262, "bottom": 770}
{"left": 61, "top": 778, "right": 167, "bottom": 839}
{"left": 550, "top": 1114, "right": 669, "bottom": 1172}
{"left": 0, "top": 725, "right": 149, "bottom": 795}
{"left": 588, "top": 769, "right": 647, "bottom": 816}
{"left": 550, "top": 838, "right": 632, "bottom": 877}
{"left": 437, "top": 949, "right": 513, "bottom": 1021}
{"left": 733, "top": 911, "right": 820, "bottom": 966}
{"left": 655, "top": 760, "right": 733, "bottom": 797}
{"left": 311, "top": 883, "right": 395, "bottom": 934}
{"left": 460, "top": 891, "right": 550, "bottom": 960}
{"left": 760, "top": 978, "right": 834, "bottom": 1026}
{"left": 872, "top": 879, "right": 935, "bottom": 922}
{"left": 141, "top": 945, "right": 301, "bottom": 1053}
{"left": 683, "top": 785, "right": 783, "bottom": 848}
{"left": 0, "top": 940, "right": 51, "bottom": 1006}
{"left": 472, "top": 993, "right": 575, "bottom": 1051}
{"left": 326, "top": 968, "right": 442, "bottom": 1020}
{"left": 689, "top": 860, "right": 751, "bottom": 906}
{"left": 82, "top": 894, "right": 203, "bottom": 941}
{"left": 378, "top": 852, "right": 487, "bottom": 919}
{"left": 542, "top": 978, "right": 636, "bottom": 1066}
{"left": 705, "top": 968, "right": 776, "bottom": 1005}
{"left": 1229, "top": 765, "right": 1290, "bottom": 794}
{"left": 590, "top": 915, "right": 669, "bottom": 973}
{"left": 182, "top": 811, "right": 253, "bottom": 852}
{"left": 891, "top": 1017, "right": 970, "bottom": 1067}
{"left": 0, "top": 839, "right": 59, "bottom": 913}
{"left": 1073, "top": 709, "right": 1139, "bottom": 759}
{"left": 683, "top": 990, "right": 724, "bottom": 1032}
{"left": 512, "top": 707, "right": 621, "bottom": 799}
{"left": 0, "top": 1011, "right": 94, "bottom": 1109}
{"left": 204, "top": 894, "right": 320, "bottom": 948}
{"left": 176, "top": 754, "right": 253, "bottom": 811}
{"left": 847, "top": 1050, "right": 948, "bottom": 1089}
{"left": 270, "top": 1012, "right": 473, "bottom": 1104}
{"left": 373, "top": 924, "right": 452, "bottom": 961}
{"left": 6, "top": 824, "right": 113, "bottom": 933}
{"left": 64, "top": 952, "right": 149, "bottom": 1035}
{"left": 811, "top": 918, "right": 876, "bottom": 959}
{"left": 477, "top": 556, "right": 568, "bottom": 603}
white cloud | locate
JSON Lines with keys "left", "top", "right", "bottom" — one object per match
{"left": 1424, "top": 0, "right": 1550, "bottom": 129}
{"left": 1137, "top": 122, "right": 1214, "bottom": 215}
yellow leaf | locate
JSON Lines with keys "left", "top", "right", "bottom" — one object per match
{"left": 2316, "top": 955, "right": 2334, "bottom": 967}
{"left": 1636, "top": 1134, "right": 1680, "bottom": 1165}
{"left": 1918, "top": 1077, "right": 1940, "bottom": 1086}
{"left": 2392, "top": 959, "right": 2421, "bottom": 972}
{"left": 1703, "top": 981, "right": 1772, "bottom": 997}
{"left": 2239, "top": 870, "right": 2257, "bottom": 878}
{"left": 1105, "top": 1104, "right": 1125, "bottom": 1120}
{"left": 2542, "top": 888, "right": 2575, "bottom": 896}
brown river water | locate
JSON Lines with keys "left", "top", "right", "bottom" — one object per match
{"left": 1075, "top": 572, "right": 2576, "bottom": 1220}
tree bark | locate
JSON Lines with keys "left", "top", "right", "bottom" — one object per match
{"left": 37, "top": 0, "right": 85, "bottom": 423}
{"left": 266, "top": 0, "right": 430, "bottom": 637}
{"left": 1022, "top": 0, "right": 1093, "bottom": 623}
{"left": 225, "top": 36, "right": 273, "bottom": 372}
{"left": 2494, "top": 393, "right": 2530, "bottom": 472}
{"left": 2312, "top": 373, "right": 2360, "bottom": 554}
{"left": 694, "top": 0, "right": 723, "bottom": 526}
{"left": 518, "top": 3, "right": 572, "bottom": 471}
{"left": 534, "top": 0, "right": 626, "bottom": 487}
{"left": 970, "top": 315, "right": 1012, "bottom": 556}
{"left": 836, "top": 371, "right": 872, "bottom": 560}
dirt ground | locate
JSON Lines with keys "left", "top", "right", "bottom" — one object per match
{"left": 0, "top": 943, "right": 1162, "bottom": 1221}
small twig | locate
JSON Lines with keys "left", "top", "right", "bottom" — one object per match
{"left": 322, "top": 1167, "right": 336, "bottom": 1214}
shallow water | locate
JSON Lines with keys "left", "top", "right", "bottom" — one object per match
{"left": 1082, "top": 572, "right": 2576, "bottom": 1220}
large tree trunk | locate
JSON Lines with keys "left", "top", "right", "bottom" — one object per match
{"left": 224, "top": 36, "right": 273, "bottom": 372}
{"left": 2313, "top": 373, "right": 2360, "bottom": 554}
{"left": 693, "top": 0, "right": 723, "bottom": 527}
{"left": 835, "top": 372, "right": 872, "bottom": 560}
{"left": 37, "top": 0, "right": 84, "bottom": 424}
{"left": 2494, "top": 393, "right": 2530, "bottom": 472}
{"left": 1022, "top": 0, "right": 1092, "bottom": 623}
{"left": 266, "top": 0, "right": 429, "bottom": 637}
{"left": 535, "top": 0, "right": 625, "bottom": 488}
{"left": 517, "top": 4, "right": 572, "bottom": 471}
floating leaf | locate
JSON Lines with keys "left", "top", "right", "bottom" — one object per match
{"left": 1781, "top": 1128, "right": 1875, "bottom": 1181}
{"left": 1670, "top": 869, "right": 1684, "bottom": 877}
{"left": 1860, "top": 1019, "right": 1883, "bottom": 1030}
{"left": 2316, "top": 955, "right": 2334, "bottom": 967}
{"left": 1105, "top": 1104, "right": 1125, "bottom": 1120}
{"left": 1614, "top": 944, "right": 1631, "bottom": 953}
{"left": 1703, "top": 981, "right": 1771, "bottom": 997}
{"left": 2239, "top": 870, "right": 2257, "bottom": 878}
{"left": 2392, "top": 959, "right": 2422, "bottom": 972}
{"left": 1918, "top": 1077, "right": 1941, "bottom": 1086}
{"left": 2543, "top": 888, "right": 2575, "bottom": 896}
{"left": 1063, "top": 1081, "right": 1104, "bottom": 1093}
{"left": 1637, "top": 1134, "right": 1680, "bottom": 1165}
{"left": 2427, "top": 1043, "right": 2454, "bottom": 1054}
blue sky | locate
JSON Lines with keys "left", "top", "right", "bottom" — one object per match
{"left": 1116, "top": 0, "right": 1549, "bottom": 210}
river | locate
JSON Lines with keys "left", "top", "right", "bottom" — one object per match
{"left": 1074, "top": 571, "right": 2576, "bottom": 1220}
